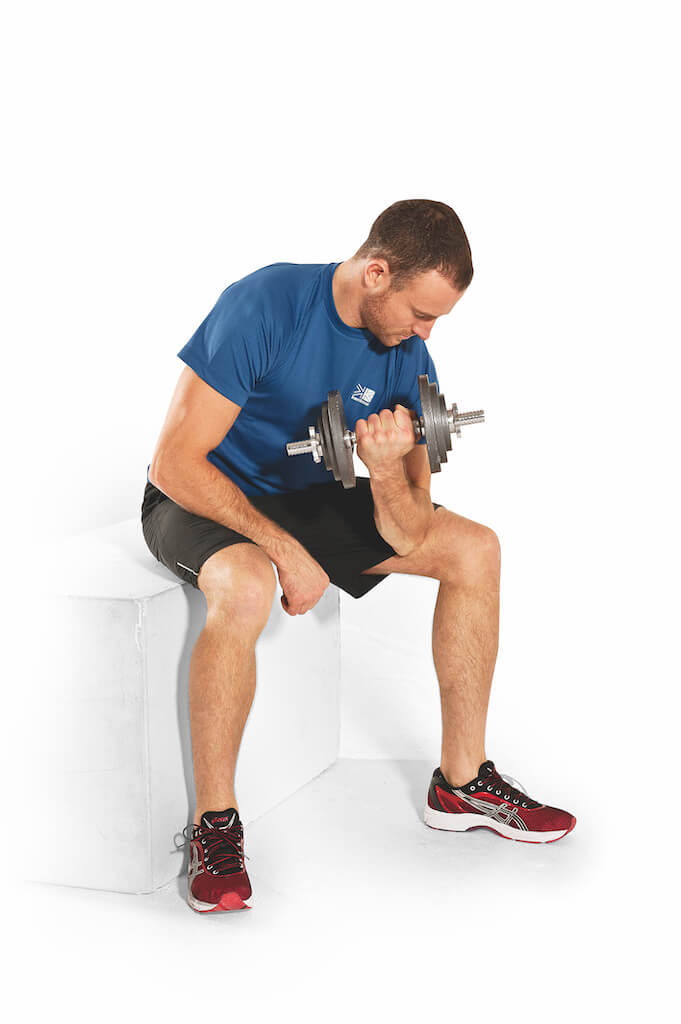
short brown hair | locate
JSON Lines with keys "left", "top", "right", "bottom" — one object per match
{"left": 354, "top": 199, "right": 473, "bottom": 291}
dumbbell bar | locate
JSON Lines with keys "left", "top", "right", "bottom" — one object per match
{"left": 286, "top": 375, "right": 484, "bottom": 489}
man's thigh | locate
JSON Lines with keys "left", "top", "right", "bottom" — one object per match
{"left": 255, "top": 476, "right": 403, "bottom": 599}
{"left": 141, "top": 481, "right": 259, "bottom": 589}
{"left": 270, "top": 476, "right": 444, "bottom": 597}
{"left": 361, "top": 506, "right": 500, "bottom": 582}
{"left": 142, "top": 476, "right": 440, "bottom": 600}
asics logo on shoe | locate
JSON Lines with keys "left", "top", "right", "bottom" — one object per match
{"left": 351, "top": 384, "right": 376, "bottom": 406}
{"left": 188, "top": 845, "right": 202, "bottom": 882}
{"left": 455, "top": 789, "right": 529, "bottom": 830}
{"left": 212, "top": 812, "right": 237, "bottom": 827}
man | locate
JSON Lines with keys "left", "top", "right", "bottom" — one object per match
{"left": 141, "top": 199, "right": 575, "bottom": 914}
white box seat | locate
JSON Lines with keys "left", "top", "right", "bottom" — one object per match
{"left": 32, "top": 518, "right": 340, "bottom": 894}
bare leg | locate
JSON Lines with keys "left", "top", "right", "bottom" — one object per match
{"left": 362, "top": 507, "right": 501, "bottom": 786}
{"left": 192, "top": 543, "right": 276, "bottom": 824}
{"left": 432, "top": 573, "right": 499, "bottom": 785}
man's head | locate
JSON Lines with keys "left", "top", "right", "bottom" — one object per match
{"left": 352, "top": 199, "right": 473, "bottom": 347}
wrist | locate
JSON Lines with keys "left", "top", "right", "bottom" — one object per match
{"left": 257, "top": 526, "right": 303, "bottom": 567}
{"left": 369, "top": 459, "right": 409, "bottom": 486}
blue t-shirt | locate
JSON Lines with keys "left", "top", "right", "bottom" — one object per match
{"left": 152, "top": 261, "right": 439, "bottom": 496}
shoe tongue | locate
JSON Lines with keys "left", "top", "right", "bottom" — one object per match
{"left": 200, "top": 807, "right": 239, "bottom": 829}
{"left": 477, "top": 760, "right": 497, "bottom": 780}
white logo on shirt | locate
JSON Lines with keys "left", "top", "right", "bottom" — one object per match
{"left": 351, "top": 384, "right": 376, "bottom": 406}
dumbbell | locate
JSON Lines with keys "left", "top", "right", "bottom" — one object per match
{"left": 286, "top": 375, "right": 484, "bottom": 489}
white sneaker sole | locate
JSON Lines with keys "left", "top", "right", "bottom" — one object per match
{"left": 423, "top": 805, "right": 575, "bottom": 844}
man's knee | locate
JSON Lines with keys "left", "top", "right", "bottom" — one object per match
{"left": 435, "top": 509, "right": 501, "bottom": 582}
{"left": 475, "top": 524, "right": 501, "bottom": 568}
{"left": 198, "top": 543, "right": 277, "bottom": 626}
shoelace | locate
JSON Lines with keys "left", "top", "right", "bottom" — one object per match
{"left": 500, "top": 772, "right": 526, "bottom": 794}
{"left": 456, "top": 768, "right": 540, "bottom": 808}
{"left": 176, "top": 822, "right": 250, "bottom": 875}
{"left": 490, "top": 771, "right": 539, "bottom": 808}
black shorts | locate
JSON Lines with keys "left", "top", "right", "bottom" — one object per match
{"left": 141, "top": 476, "right": 441, "bottom": 599}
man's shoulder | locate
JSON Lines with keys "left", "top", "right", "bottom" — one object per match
{"left": 218, "top": 261, "right": 330, "bottom": 325}
{"left": 235, "top": 261, "right": 329, "bottom": 293}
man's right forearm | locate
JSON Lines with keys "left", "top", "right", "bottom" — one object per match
{"left": 151, "top": 456, "right": 301, "bottom": 565}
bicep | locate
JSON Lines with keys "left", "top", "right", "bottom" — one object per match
{"left": 149, "top": 366, "right": 242, "bottom": 484}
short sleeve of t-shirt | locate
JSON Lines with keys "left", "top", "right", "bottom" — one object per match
{"left": 177, "top": 273, "right": 279, "bottom": 407}
{"left": 402, "top": 347, "right": 439, "bottom": 410}
{"left": 392, "top": 341, "right": 440, "bottom": 446}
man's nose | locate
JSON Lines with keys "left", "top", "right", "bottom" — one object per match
{"left": 413, "top": 323, "right": 432, "bottom": 340}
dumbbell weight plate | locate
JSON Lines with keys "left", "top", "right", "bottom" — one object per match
{"left": 318, "top": 403, "right": 336, "bottom": 477}
{"left": 436, "top": 389, "right": 453, "bottom": 464}
{"left": 418, "top": 375, "right": 443, "bottom": 473}
{"left": 327, "top": 390, "right": 356, "bottom": 489}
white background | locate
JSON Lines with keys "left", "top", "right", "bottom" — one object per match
{"left": 5, "top": 1, "right": 679, "bottom": 1019}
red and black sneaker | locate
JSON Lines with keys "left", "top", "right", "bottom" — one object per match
{"left": 424, "top": 760, "right": 576, "bottom": 843}
{"left": 182, "top": 807, "right": 252, "bottom": 912}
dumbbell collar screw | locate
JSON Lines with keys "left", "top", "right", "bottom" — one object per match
{"left": 309, "top": 426, "right": 322, "bottom": 462}
{"left": 449, "top": 404, "right": 462, "bottom": 439}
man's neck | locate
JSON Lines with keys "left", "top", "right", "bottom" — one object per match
{"left": 332, "top": 260, "right": 364, "bottom": 328}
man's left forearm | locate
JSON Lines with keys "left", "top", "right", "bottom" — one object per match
{"left": 369, "top": 460, "right": 435, "bottom": 557}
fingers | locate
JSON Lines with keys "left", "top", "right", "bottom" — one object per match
{"left": 357, "top": 407, "right": 415, "bottom": 438}
{"left": 393, "top": 404, "right": 415, "bottom": 427}
{"left": 281, "top": 594, "right": 299, "bottom": 615}
{"left": 361, "top": 411, "right": 394, "bottom": 434}
{"left": 357, "top": 411, "right": 409, "bottom": 437}
{"left": 281, "top": 593, "right": 313, "bottom": 616}
{"left": 372, "top": 408, "right": 414, "bottom": 435}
